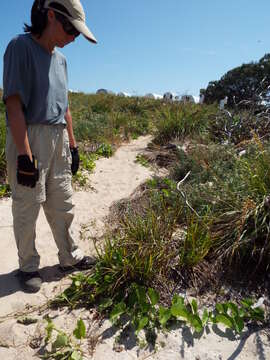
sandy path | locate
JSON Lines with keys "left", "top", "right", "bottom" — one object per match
{"left": 0, "top": 135, "right": 154, "bottom": 317}
{"left": 0, "top": 135, "right": 269, "bottom": 360}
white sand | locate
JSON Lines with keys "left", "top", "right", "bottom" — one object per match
{"left": 0, "top": 135, "right": 269, "bottom": 359}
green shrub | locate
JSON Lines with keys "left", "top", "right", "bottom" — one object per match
{"left": 96, "top": 143, "right": 113, "bottom": 158}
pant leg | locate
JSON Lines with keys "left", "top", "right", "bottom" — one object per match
{"left": 6, "top": 128, "right": 44, "bottom": 272}
{"left": 42, "top": 126, "right": 84, "bottom": 267}
{"left": 12, "top": 198, "right": 41, "bottom": 272}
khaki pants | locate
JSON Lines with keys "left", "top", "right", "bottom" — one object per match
{"left": 6, "top": 124, "right": 84, "bottom": 272}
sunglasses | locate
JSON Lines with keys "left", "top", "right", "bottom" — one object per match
{"left": 54, "top": 12, "right": 80, "bottom": 37}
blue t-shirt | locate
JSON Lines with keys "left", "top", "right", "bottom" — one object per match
{"left": 3, "top": 33, "right": 68, "bottom": 125}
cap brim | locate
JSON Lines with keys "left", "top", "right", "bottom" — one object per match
{"left": 71, "top": 19, "right": 97, "bottom": 44}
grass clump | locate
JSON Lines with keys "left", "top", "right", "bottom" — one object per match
{"left": 238, "top": 136, "right": 270, "bottom": 202}
{"left": 179, "top": 214, "right": 212, "bottom": 267}
{"left": 153, "top": 103, "right": 217, "bottom": 145}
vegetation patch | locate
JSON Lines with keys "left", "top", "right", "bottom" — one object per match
{"left": 0, "top": 89, "right": 270, "bottom": 353}
{"left": 41, "top": 317, "right": 87, "bottom": 360}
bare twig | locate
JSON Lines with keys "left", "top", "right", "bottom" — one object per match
{"left": 176, "top": 171, "right": 200, "bottom": 218}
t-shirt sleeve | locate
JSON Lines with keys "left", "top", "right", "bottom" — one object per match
{"left": 3, "top": 37, "right": 32, "bottom": 109}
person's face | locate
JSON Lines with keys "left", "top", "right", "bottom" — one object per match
{"left": 48, "top": 10, "right": 80, "bottom": 47}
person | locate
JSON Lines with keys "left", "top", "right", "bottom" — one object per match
{"left": 3, "top": 0, "right": 98, "bottom": 293}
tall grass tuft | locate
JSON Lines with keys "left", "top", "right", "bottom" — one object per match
{"left": 179, "top": 214, "right": 212, "bottom": 267}
{"left": 238, "top": 134, "right": 270, "bottom": 202}
{"left": 154, "top": 103, "right": 217, "bottom": 145}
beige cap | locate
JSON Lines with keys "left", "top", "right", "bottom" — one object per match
{"left": 44, "top": 0, "right": 97, "bottom": 44}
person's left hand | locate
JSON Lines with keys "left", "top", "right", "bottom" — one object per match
{"left": 70, "top": 147, "right": 80, "bottom": 175}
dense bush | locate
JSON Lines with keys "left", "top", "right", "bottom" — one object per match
{"left": 201, "top": 53, "right": 270, "bottom": 107}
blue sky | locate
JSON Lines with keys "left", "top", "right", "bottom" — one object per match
{"left": 1, "top": 0, "right": 270, "bottom": 97}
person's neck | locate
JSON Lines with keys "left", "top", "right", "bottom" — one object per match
{"left": 32, "top": 32, "right": 55, "bottom": 54}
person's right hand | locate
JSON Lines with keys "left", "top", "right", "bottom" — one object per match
{"left": 17, "top": 155, "right": 39, "bottom": 188}
{"left": 70, "top": 147, "right": 80, "bottom": 175}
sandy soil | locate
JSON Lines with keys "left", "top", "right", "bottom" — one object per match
{"left": 0, "top": 135, "right": 269, "bottom": 360}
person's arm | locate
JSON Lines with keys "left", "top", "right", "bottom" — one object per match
{"left": 6, "top": 94, "right": 39, "bottom": 188}
{"left": 65, "top": 107, "right": 79, "bottom": 175}
{"left": 5, "top": 95, "right": 32, "bottom": 161}
{"left": 65, "top": 107, "right": 77, "bottom": 148}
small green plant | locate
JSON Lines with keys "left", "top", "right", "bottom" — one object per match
{"left": 73, "top": 170, "right": 88, "bottom": 187}
{"left": 0, "top": 184, "right": 10, "bottom": 198}
{"left": 41, "top": 317, "right": 86, "bottom": 360}
{"left": 109, "top": 284, "right": 160, "bottom": 339}
{"left": 169, "top": 295, "right": 265, "bottom": 335}
{"left": 135, "top": 154, "right": 150, "bottom": 167}
{"left": 170, "top": 295, "right": 206, "bottom": 333}
{"left": 96, "top": 143, "right": 113, "bottom": 158}
{"left": 212, "top": 298, "right": 265, "bottom": 333}
{"left": 79, "top": 152, "right": 97, "bottom": 172}
{"left": 72, "top": 152, "right": 97, "bottom": 187}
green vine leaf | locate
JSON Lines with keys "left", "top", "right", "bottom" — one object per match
{"left": 248, "top": 307, "right": 265, "bottom": 322}
{"left": 73, "top": 319, "right": 86, "bottom": 340}
{"left": 148, "top": 288, "right": 159, "bottom": 306}
{"left": 140, "top": 302, "right": 151, "bottom": 314}
{"left": 136, "top": 286, "right": 147, "bottom": 307}
{"left": 239, "top": 308, "right": 247, "bottom": 317}
{"left": 44, "top": 318, "right": 54, "bottom": 344}
{"left": 227, "top": 302, "right": 239, "bottom": 317}
{"left": 191, "top": 299, "right": 198, "bottom": 314}
{"left": 189, "top": 314, "right": 203, "bottom": 333}
{"left": 172, "top": 294, "right": 185, "bottom": 306}
{"left": 99, "top": 298, "right": 113, "bottom": 311}
{"left": 215, "top": 314, "right": 234, "bottom": 329}
{"left": 233, "top": 316, "right": 245, "bottom": 333}
{"left": 110, "top": 302, "right": 126, "bottom": 323}
{"left": 241, "top": 298, "right": 254, "bottom": 308}
{"left": 202, "top": 309, "right": 209, "bottom": 326}
{"left": 216, "top": 303, "right": 225, "bottom": 314}
{"left": 70, "top": 350, "right": 83, "bottom": 360}
{"left": 136, "top": 316, "right": 149, "bottom": 334}
{"left": 170, "top": 302, "right": 190, "bottom": 320}
{"left": 159, "top": 306, "right": 171, "bottom": 327}
{"left": 52, "top": 333, "right": 68, "bottom": 351}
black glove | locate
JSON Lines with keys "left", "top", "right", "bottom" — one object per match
{"left": 70, "top": 147, "right": 80, "bottom": 175}
{"left": 17, "top": 155, "right": 39, "bottom": 188}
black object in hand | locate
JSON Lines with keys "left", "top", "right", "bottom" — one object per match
{"left": 17, "top": 155, "right": 39, "bottom": 188}
{"left": 70, "top": 147, "right": 80, "bottom": 175}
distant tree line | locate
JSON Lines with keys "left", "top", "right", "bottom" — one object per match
{"left": 200, "top": 54, "right": 270, "bottom": 107}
